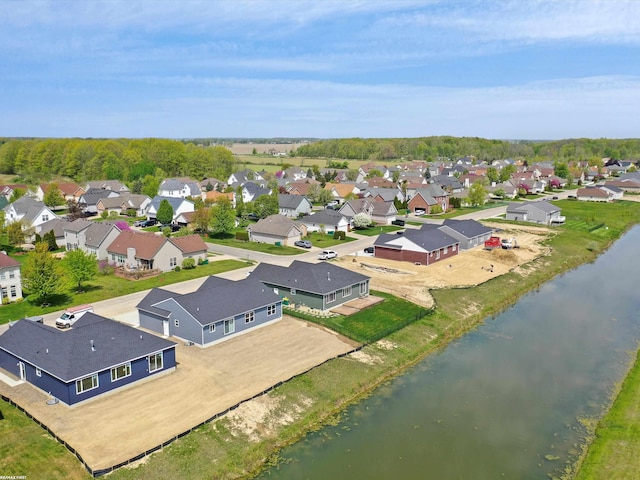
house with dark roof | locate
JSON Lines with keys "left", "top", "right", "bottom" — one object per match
{"left": 0, "top": 252, "right": 22, "bottom": 303}
{"left": 278, "top": 194, "right": 313, "bottom": 218}
{"left": 63, "top": 220, "right": 122, "bottom": 260}
{"left": 137, "top": 277, "right": 282, "bottom": 346}
{"left": 299, "top": 209, "right": 352, "bottom": 233}
{"left": 438, "top": 219, "right": 494, "bottom": 250}
{"left": 107, "top": 231, "right": 207, "bottom": 272}
{"left": 85, "top": 180, "right": 130, "bottom": 193}
{"left": 407, "top": 184, "right": 449, "bottom": 213}
{"left": 339, "top": 198, "right": 397, "bottom": 225}
{"left": 3, "top": 196, "right": 58, "bottom": 231}
{"left": 227, "top": 169, "right": 265, "bottom": 187}
{"left": 248, "top": 214, "right": 305, "bottom": 246}
{"left": 36, "top": 218, "right": 73, "bottom": 247}
{"left": 250, "top": 260, "right": 370, "bottom": 311}
{"left": 241, "top": 182, "right": 271, "bottom": 202}
{"left": 373, "top": 224, "right": 460, "bottom": 265}
{"left": 78, "top": 188, "right": 121, "bottom": 214}
{"left": 506, "top": 201, "right": 565, "bottom": 225}
{"left": 146, "top": 196, "right": 195, "bottom": 223}
{"left": 158, "top": 178, "right": 201, "bottom": 198}
{"left": 0, "top": 313, "right": 176, "bottom": 405}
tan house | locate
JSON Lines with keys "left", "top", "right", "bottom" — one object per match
{"left": 248, "top": 215, "right": 305, "bottom": 246}
{"left": 36, "top": 182, "right": 83, "bottom": 203}
{"left": 106, "top": 231, "right": 207, "bottom": 272}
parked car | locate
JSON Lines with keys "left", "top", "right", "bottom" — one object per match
{"left": 56, "top": 304, "right": 94, "bottom": 329}
{"left": 246, "top": 213, "right": 260, "bottom": 221}
{"left": 552, "top": 196, "right": 559, "bottom": 200}
{"left": 137, "top": 219, "right": 157, "bottom": 227}
{"left": 364, "top": 246, "right": 374, "bottom": 254}
{"left": 327, "top": 200, "right": 339, "bottom": 207}
{"left": 391, "top": 219, "right": 405, "bottom": 226}
{"left": 134, "top": 219, "right": 148, "bottom": 227}
{"left": 318, "top": 250, "right": 337, "bottom": 260}
{"left": 160, "top": 224, "right": 181, "bottom": 232}
{"left": 414, "top": 209, "right": 426, "bottom": 216}
{"left": 294, "top": 240, "right": 312, "bottom": 248}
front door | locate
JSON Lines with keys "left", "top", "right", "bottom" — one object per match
{"left": 18, "top": 362, "right": 26, "bottom": 380}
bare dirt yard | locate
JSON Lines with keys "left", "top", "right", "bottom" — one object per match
{"left": 334, "top": 224, "right": 553, "bottom": 309}
{"left": 0, "top": 316, "right": 358, "bottom": 472}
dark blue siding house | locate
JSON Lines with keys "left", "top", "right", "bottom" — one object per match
{"left": 0, "top": 313, "right": 176, "bottom": 406}
{"left": 137, "top": 276, "right": 283, "bottom": 346}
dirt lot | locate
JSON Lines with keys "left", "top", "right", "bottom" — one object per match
{"left": 0, "top": 316, "right": 357, "bottom": 472}
{"left": 334, "top": 224, "right": 553, "bottom": 308}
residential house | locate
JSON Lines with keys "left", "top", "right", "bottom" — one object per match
{"left": 250, "top": 260, "right": 370, "bottom": 312}
{"left": 82, "top": 222, "right": 123, "bottom": 260}
{"left": 373, "top": 224, "right": 460, "bottom": 265}
{"left": 227, "top": 169, "right": 264, "bottom": 187}
{"left": 158, "top": 178, "right": 201, "bottom": 199}
{"left": 506, "top": 201, "right": 565, "bottom": 225}
{"left": 64, "top": 219, "right": 94, "bottom": 251}
{"left": 324, "top": 182, "right": 361, "bottom": 203}
{"left": 0, "top": 252, "right": 22, "bottom": 303}
{"left": 283, "top": 166, "right": 307, "bottom": 182}
{"left": 361, "top": 187, "right": 403, "bottom": 203}
{"left": 286, "top": 180, "right": 321, "bottom": 196}
{"left": 198, "top": 177, "right": 226, "bottom": 192}
{"left": 0, "top": 184, "right": 30, "bottom": 202}
{"left": 438, "top": 219, "right": 493, "bottom": 250}
{"left": 85, "top": 180, "right": 130, "bottom": 193}
{"left": 36, "top": 218, "right": 73, "bottom": 248}
{"left": 576, "top": 185, "right": 623, "bottom": 202}
{"left": 96, "top": 196, "right": 127, "bottom": 216}
{"left": 120, "top": 194, "right": 152, "bottom": 217}
{"left": 278, "top": 194, "right": 313, "bottom": 218}
{"left": 3, "top": 196, "right": 58, "bottom": 232}
{"left": 78, "top": 188, "right": 121, "bottom": 215}
{"left": 241, "top": 182, "right": 271, "bottom": 203}
{"left": 339, "top": 198, "right": 397, "bottom": 225}
{"left": 36, "top": 182, "right": 82, "bottom": 203}
{"left": 299, "top": 209, "right": 352, "bottom": 233}
{"left": 604, "top": 179, "right": 640, "bottom": 192}
{"left": 248, "top": 215, "right": 305, "bottom": 246}
{"left": 107, "top": 230, "right": 207, "bottom": 272}
{"left": 430, "top": 175, "right": 464, "bottom": 193}
{"left": 0, "top": 313, "right": 176, "bottom": 406}
{"left": 356, "top": 163, "right": 390, "bottom": 183}
{"left": 137, "top": 277, "right": 282, "bottom": 346}
{"left": 146, "top": 196, "right": 195, "bottom": 223}
{"left": 407, "top": 184, "right": 449, "bottom": 213}
{"left": 202, "top": 191, "right": 235, "bottom": 207}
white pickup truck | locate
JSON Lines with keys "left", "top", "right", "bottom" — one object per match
{"left": 55, "top": 304, "right": 94, "bottom": 329}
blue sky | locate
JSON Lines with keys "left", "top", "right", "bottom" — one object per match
{"left": 1, "top": 0, "right": 639, "bottom": 139}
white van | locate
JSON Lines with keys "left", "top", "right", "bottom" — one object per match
{"left": 55, "top": 305, "right": 94, "bottom": 329}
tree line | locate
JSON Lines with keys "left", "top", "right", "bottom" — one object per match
{"left": 293, "top": 137, "right": 640, "bottom": 163}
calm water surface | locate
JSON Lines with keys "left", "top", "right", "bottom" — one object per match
{"left": 257, "top": 226, "right": 640, "bottom": 480}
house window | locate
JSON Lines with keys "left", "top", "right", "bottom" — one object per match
{"left": 209, "top": 324, "right": 216, "bottom": 333}
{"left": 76, "top": 374, "right": 99, "bottom": 394}
{"left": 169, "top": 257, "right": 177, "bottom": 267}
{"left": 111, "top": 362, "right": 131, "bottom": 382}
{"left": 267, "top": 304, "right": 276, "bottom": 316}
{"left": 360, "top": 282, "right": 367, "bottom": 295}
{"left": 291, "top": 288, "right": 296, "bottom": 295}
{"left": 36, "top": 368, "right": 41, "bottom": 377}
{"left": 0, "top": 272, "right": 5, "bottom": 280}
{"left": 452, "top": 244, "right": 457, "bottom": 251}
{"left": 444, "top": 246, "right": 448, "bottom": 254}
{"left": 224, "top": 318, "right": 235, "bottom": 335}
{"left": 174, "top": 318, "right": 180, "bottom": 328}
{"left": 326, "top": 291, "right": 337, "bottom": 303}
{"left": 342, "top": 286, "right": 352, "bottom": 297}
{"left": 9, "top": 271, "right": 15, "bottom": 279}
{"left": 245, "top": 311, "right": 255, "bottom": 323}
{"left": 10, "top": 286, "right": 16, "bottom": 297}
{"left": 148, "top": 352, "right": 164, "bottom": 373}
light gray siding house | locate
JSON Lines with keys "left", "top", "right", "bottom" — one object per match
{"left": 278, "top": 194, "right": 313, "bottom": 218}
{"left": 0, "top": 252, "right": 22, "bottom": 302}
{"left": 146, "top": 196, "right": 195, "bottom": 223}
{"left": 248, "top": 215, "right": 305, "bottom": 246}
{"left": 506, "top": 201, "right": 565, "bottom": 225}
{"left": 250, "top": 260, "right": 370, "bottom": 312}
{"left": 299, "top": 209, "right": 352, "bottom": 233}
{"left": 438, "top": 219, "right": 493, "bottom": 250}
{"left": 136, "top": 277, "right": 282, "bottom": 346}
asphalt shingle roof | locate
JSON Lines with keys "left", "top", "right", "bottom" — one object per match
{"left": 441, "top": 219, "right": 493, "bottom": 239}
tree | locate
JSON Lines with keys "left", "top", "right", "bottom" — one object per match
{"left": 22, "top": 242, "right": 63, "bottom": 303}
{"left": 317, "top": 189, "right": 334, "bottom": 206}
{"left": 253, "top": 194, "right": 278, "bottom": 219}
{"left": 353, "top": 212, "right": 372, "bottom": 229}
{"left": 499, "top": 164, "right": 516, "bottom": 182}
{"left": 66, "top": 199, "right": 84, "bottom": 220}
{"left": 192, "top": 205, "right": 211, "bottom": 233}
{"left": 486, "top": 167, "right": 499, "bottom": 184}
{"left": 554, "top": 162, "right": 570, "bottom": 180}
{"left": 43, "top": 230, "right": 58, "bottom": 251}
{"left": 43, "top": 183, "right": 65, "bottom": 207}
{"left": 467, "top": 182, "right": 488, "bottom": 207}
{"left": 210, "top": 198, "right": 236, "bottom": 235}
{"left": 156, "top": 199, "right": 174, "bottom": 225}
{"left": 6, "top": 221, "right": 24, "bottom": 246}
{"left": 9, "top": 188, "right": 25, "bottom": 203}
{"left": 64, "top": 249, "right": 97, "bottom": 291}
{"left": 141, "top": 174, "right": 161, "bottom": 198}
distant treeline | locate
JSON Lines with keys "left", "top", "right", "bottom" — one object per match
{"left": 0, "top": 138, "right": 236, "bottom": 183}
{"left": 293, "top": 137, "right": 640, "bottom": 163}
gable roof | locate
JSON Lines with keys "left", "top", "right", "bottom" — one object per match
{"left": 64, "top": 218, "right": 94, "bottom": 233}
{"left": 0, "top": 313, "right": 175, "bottom": 382}
{"left": 107, "top": 230, "right": 168, "bottom": 260}
{"left": 250, "top": 214, "right": 302, "bottom": 236}
{"left": 84, "top": 222, "right": 121, "bottom": 248}
{"left": 168, "top": 234, "right": 208, "bottom": 254}
{"left": 299, "top": 209, "right": 350, "bottom": 225}
{"left": 4, "top": 195, "right": 42, "bottom": 215}
{"left": 507, "top": 200, "right": 559, "bottom": 214}
{"left": 375, "top": 225, "right": 459, "bottom": 252}
{"left": 0, "top": 252, "right": 20, "bottom": 269}
{"left": 251, "top": 260, "right": 369, "bottom": 295}
{"left": 278, "top": 194, "right": 309, "bottom": 209}
{"left": 148, "top": 195, "right": 194, "bottom": 212}
{"left": 135, "top": 287, "right": 176, "bottom": 318}
{"left": 441, "top": 219, "right": 493, "bottom": 239}
{"left": 37, "top": 218, "right": 72, "bottom": 237}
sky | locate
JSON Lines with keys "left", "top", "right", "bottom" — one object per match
{"left": 1, "top": 0, "right": 639, "bottom": 140}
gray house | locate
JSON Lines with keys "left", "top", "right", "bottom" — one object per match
{"left": 506, "top": 201, "right": 565, "bottom": 225}
{"left": 250, "top": 260, "right": 370, "bottom": 312}
{"left": 299, "top": 209, "right": 352, "bottom": 233}
{"left": 248, "top": 215, "right": 305, "bottom": 246}
{"left": 0, "top": 313, "right": 176, "bottom": 406}
{"left": 137, "top": 277, "right": 282, "bottom": 346}
{"left": 438, "top": 219, "right": 493, "bottom": 250}
{"left": 278, "top": 194, "right": 313, "bottom": 218}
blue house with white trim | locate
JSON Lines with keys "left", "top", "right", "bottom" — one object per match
{"left": 137, "top": 276, "right": 283, "bottom": 346}
{"left": 0, "top": 313, "right": 176, "bottom": 406}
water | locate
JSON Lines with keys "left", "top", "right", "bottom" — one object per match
{"left": 257, "top": 227, "right": 640, "bottom": 480}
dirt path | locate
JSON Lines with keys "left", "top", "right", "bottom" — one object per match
{"left": 334, "top": 224, "right": 552, "bottom": 308}
{"left": 0, "top": 316, "right": 357, "bottom": 471}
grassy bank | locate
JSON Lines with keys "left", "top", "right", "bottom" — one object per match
{"left": 4, "top": 200, "right": 640, "bottom": 479}
{"left": 573, "top": 348, "right": 640, "bottom": 480}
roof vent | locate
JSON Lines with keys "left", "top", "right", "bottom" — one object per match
{"left": 327, "top": 272, "right": 330, "bottom": 281}
{"left": 46, "top": 348, "right": 49, "bottom": 354}
{"left": 140, "top": 334, "right": 143, "bottom": 340}
{"left": 90, "top": 340, "right": 95, "bottom": 352}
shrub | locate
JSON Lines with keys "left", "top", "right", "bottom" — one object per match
{"left": 174, "top": 266, "right": 181, "bottom": 272}
{"left": 430, "top": 204, "right": 443, "bottom": 214}
{"left": 101, "top": 211, "right": 109, "bottom": 219}
{"left": 98, "top": 260, "right": 115, "bottom": 275}
{"left": 182, "top": 258, "right": 196, "bottom": 269}
{"left": 235, "top": 231, "right": 250, "bottom": 241}
{"left": 1, "top": 297, "right": 9, "bottom": 305}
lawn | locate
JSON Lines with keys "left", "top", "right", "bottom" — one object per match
{"left": 0, "top": 259, "right": 249, "bottom": 324}
{"left": 205, "top": 234, "right": 303, "bottom": 255}
{"left": 286, "top": 291, "right": 431, "bottom": 343}
{"left": 436, "top": 201, "right": 509, "bottom": 219}
{"left": 303, "top": 231, "right": 357, "bottom": 248}
{"left": 352, "top": 225, "right": 402, "bottom": 236}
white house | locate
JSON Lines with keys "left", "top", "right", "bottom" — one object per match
{"left": 0, "top": 253, "right": 22, "bottom": 303}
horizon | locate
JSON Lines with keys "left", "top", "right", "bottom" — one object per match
{"left": 2, "top": 1, "right": 639, "bottom": 139}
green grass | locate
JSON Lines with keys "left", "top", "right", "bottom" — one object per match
{"left": 574, "top": 349, "right": 640, "bottom": 480}
{"left": 205, "top": 234, "right": 304, "bottom": 255}
{"left": 303, "top": 232, "right": 357, "bottom": 248}
{"left": 352, "top": 225, "right": 402, "bottom": 236}
{"left": 0, "top": 399, "right": 91, "bottom": 480}
{"left": 436, "top": 201, "right": 509, "bottom": 219}
{"left": 286, "top": 291, "right": 431, "bottom": 343}
{"left": 0, "top": 259, "right": 249, "bottom": 324}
